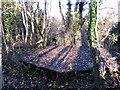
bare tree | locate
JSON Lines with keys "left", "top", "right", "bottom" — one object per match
{"left": 28, "top": 1, "right": 35, "bottom": 46}
{"left": 41, "top": 0, "right": 47, "bottom": 46}
{"left": 21, "top": 1, "right": 29, "bottom": 45}
{"left": 59, "top": 0, "right": 65, "bottom": 25}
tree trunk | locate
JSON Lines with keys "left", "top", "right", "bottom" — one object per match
{"left": 0, "top": 2, "right": 3, "bottom": 89}
{"left": 79, "top": 1, "right": 84, "bottom": 45}
{"left": 1, "top": 23, "right": 8, "bottom": 53}
{"left": 89, "top": 0, "right": 100, "bottom": 88}
{"left": 21, "top": 1, "right": 29, "bottom": 46}
{"left": 35, "top": 2, "right": 40, "bottom": 39}
{"left": 41, "top": 0, "right": 47, "bottom": 47}
{"left": 95, "top": 0, "right": 100, "bottom": 49}
{"left": 29, "top": 2, "right": 35, "bottom": 46}
{"left": 59, "top": 0, "right": 65, "bottom": 26}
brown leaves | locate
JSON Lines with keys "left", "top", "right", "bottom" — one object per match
{"left": 3, "top": 46, "right": 120, "bottom": 89}
{"left": 21, "top": 46, "right": 95, "bottom": 72}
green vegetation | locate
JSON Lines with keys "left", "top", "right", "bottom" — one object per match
{"left": 1, "top": 0, "right": 120, "bottom": 89}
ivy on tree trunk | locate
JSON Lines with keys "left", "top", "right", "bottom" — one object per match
{"left": 88, "top": 0, "right": 100, "bottom": 88}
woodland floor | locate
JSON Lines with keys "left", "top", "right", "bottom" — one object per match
{"left": 2, "top": 46, "right": 120, "bottom": 89}
{"left": 21, "top": 46, "right": 94, "bottom": 72}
